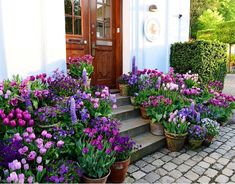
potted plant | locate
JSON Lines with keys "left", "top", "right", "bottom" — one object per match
{"left": 127, "top": 74, "right": 139, "bottom": 106}
{"left": 188, "top": 125, "right": 206, "bottom": 149}
{"left": 201, "top": 118, "right": 220, "bottom": 146}
{"left": 68, "top": 55, "right": 94, "bottom": 87}
{"left": 163, "top": 110, "right": 188, "bottom": 151}
{"left": 146, "top": 96, "right": 173, "bottom": 135}
{"left": 117, "top": 74, "right": 129, "bottom": 96}
{"left": 75, "top": 138, "right": 115, "bottom": 184}
{"left": 109, "top": 135, "right": 135, "bottom": 183}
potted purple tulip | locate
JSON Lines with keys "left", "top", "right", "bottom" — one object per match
{"left": 117, "top": 74, "right": 129, "bottom": 96}
{"left": 109, "top": 135, "right": 136, "bottom": 183}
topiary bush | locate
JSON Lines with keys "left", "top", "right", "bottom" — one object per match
{"left": 170, "top": 40, "right": 228, "bottom": 84}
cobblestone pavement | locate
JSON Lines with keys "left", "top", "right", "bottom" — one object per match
{"left": 126, "top": 124, "right": 235, "bottom": 183}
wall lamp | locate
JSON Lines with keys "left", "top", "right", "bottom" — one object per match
{"left": 149, "top": 4, "right": 158, "bottom": 12}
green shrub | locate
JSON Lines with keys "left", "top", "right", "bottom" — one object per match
{"left": 197, "top": 29, "right": 217, "bottom": 41}
{"left": 170, "top": 40, "right": 228, "bottom": 84}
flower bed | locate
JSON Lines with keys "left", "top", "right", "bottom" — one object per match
{"left": 0, "top": 69, "right": 136, "bottom": 183}
{"left": 118, "top": 65, "right": 235, "bottom": 151}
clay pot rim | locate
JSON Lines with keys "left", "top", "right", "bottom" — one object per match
{"left": 114, "top": 157, "right": 131, "bottom": 164}
{"left": 83, "top": 169, "right": 111, "bottom": 181}
{"left": 164, "top": 130, "right": 188, "bottom": 137}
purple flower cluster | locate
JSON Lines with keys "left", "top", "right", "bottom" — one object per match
{"left": 68, "top": 54, "right": 93, "bottom": 65}
{"left": 188, "top": 125, "right": 206, "bottom": 140}
{"left": 181, "top": 87, "right": 201, "bottom": 96}
{"left": 0, "top": 108, "right": 34, "bottom": 127}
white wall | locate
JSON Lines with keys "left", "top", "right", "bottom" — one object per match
{"left": 122, "top": 0, "right": 190, "bottom": 73}
{"left": 0, "top": 0, "right": 66, "bottom": 80}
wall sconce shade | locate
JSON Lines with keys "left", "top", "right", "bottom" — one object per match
{"left": 149, "top": 5, "right": 158, "bottom": 12}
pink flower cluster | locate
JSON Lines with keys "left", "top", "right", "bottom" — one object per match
{"left": 181, "top": 87, "right": 201, "bottom": 96}
{"left": 0, "top": 108, "right": 34, "bottom": 127}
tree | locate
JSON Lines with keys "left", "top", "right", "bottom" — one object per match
{"left": 198, "top": 9, "right": 224, "bottom": 30}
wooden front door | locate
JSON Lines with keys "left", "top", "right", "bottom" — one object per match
{"left": 64, "top": 0, "right": 122, "bottom": 88}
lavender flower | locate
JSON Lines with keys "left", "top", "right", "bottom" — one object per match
{"left": 70, "top": 97, "right": 78, "bottom": 124}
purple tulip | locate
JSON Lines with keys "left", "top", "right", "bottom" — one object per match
{"left": 82, "top": 147, "right": 89, "bottom": 154}
{"left": 57, "top": 140, "right": 64, "bottom": 148}
{"left": 3, "top": 118, "right": 10, "bottom": 125}
{"left": 27, "top": 176, "right": 33, "bottom": 183}
{"left": 39, "top": 148, "right": 47, "bottom": 155}
{"left": 27, "top": 151, "right": 37, "bottom": 161}
{"left": 18, "top": 119, "right": 26, "bottom": 127}
{"left": 28, "top": 119, "right": 34, "bottom": 126}
{"left": 10, "top": 120, "right": 17, "bottom": 127}
{"left": 37, "top": 165, "right": 43, "bottom": 172}
{"left": 36, "top": 156, "right": 42, "bottom": 164}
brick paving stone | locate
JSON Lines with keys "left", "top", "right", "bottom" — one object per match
{"left": 161, "top": 155, "right": 172, "bottom": 162}
{"left": 204, "top": 156, "right": 216, "bottom": 164}
{"left": 128, "top": 165, "right": 139, "bottom": 174}
{"left": 152, "top": 159, "right": 164, "bottom": 167}
{"left": 163, "top": 162, "right": 177, "bottom": 171}
{"left": 216, "top": 149, "right": 227, "bottom": 155}
{"left": 155, "top": 168, "right": 168, "bottom": 176}
{"left": 215, "top": 174, "right": 229, "bottom": 183}
{"left": 135, "top": 160, "right": 148, "bottom": 168}
{"left": 185, "top": 171, "right": 199, "bottom": 181}
{"left": 142, "top": 156, "right": 155, "bottom": 163}
{"left": 172, "top": 157, "right": 184, "bottom": 165}
{"left": 204, "top": 168, "right": 218, "bottom": 178}
{"left": 144, "top": 172, "right": 160, "bottom": 183}
{"left": 134, "top": 178, "right": 149, "bottom": 183}
{"left": 198, "top": 176, "right": 211, "bottom": 183}
{"left": 211, "top": 163, "right": 224, "bottom": 171}
{"left": 152, "top": 152, "right": 164, "bottom": 159}
{"left": 168, "top": 170, "right": 182, "bottom": 179}
{"left": 176, "top": 176, "right": 191, "bottom": 184}
{"left": 192, "top": 165, "right": 206, "bottom": 175}
{"left": 198, "top": 161, "right": 210, "bottom": 169}
{"left": 124, "top": 176, "right": 135, "bottom": 183}
{"left": 210, "top": 152, "right": 222, "bottom": 159}
{"left": 220, "top": 145, "right": 232, "bottom": 151}
{"left": 141, "top": 164, "right": 155, "bottom": 173}
{"left": 131, "top": 171, "right": 146, "bottom": 180}
{"left": 178, "top": 153, "right": 191, "bottom": 161}
{"left": 159, "top": 176, "right": 175, "bottom": 183}
{"left": 203, "top": 147, "right": 214, "bottom": 153}
{"left": 168, "top": 151, "right": 181, "bottom": 158}
{"left": 161, "top": 148, "right": 170, "bottom": 154}
{"left": 187, "top": 150, "right": 197, "bottom": 157}
{"left": 185, "top": 159, "right": 197, "bottom": 167}
{"left": 198, "top": 151, "right": 208, "bottom": 157}
{"left": 231, "top": 175, "right": 235, "bottom": 182}
{"left": 222, "top": 168, "right": 234, "bottom": 177}
{"left": 177, "top": 164, "right": 191, "bottom": 173}
{"left": 192, "top": 155, "right": 203, "bottom": 162}
{"left": 218, "top": 158, "right": 230, "bottom": 165}
{"left": 227, "top": 162, "right": 235, "bottom": 170}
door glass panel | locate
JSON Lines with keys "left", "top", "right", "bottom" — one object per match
{"left": 74, "top": 0, "right": 81, "bottom": 16}
{"left": 65, "top": 17, "right": 73, "bottom": 34}
{"left": 65, "top": 0, "right": 72, "bottom": 15}
{"left": 96, "top": 0, "right": 111, "bottom": 39}
{"left": 74, "top": 18, "right": 82, "bottom": 35}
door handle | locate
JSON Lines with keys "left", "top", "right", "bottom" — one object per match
{"left": 92, "top": 43, "right": 96, "bottom": 56}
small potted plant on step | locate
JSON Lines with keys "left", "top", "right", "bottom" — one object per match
{"left": 201, "top": 118, "right": 220, "bottom": 146}
{"left": 117, "top": 74, "right": 129, "bottom": 96}
{"left": 147, "top": 96, "right": 173, "bottom": 135}
{"left": 188, "top": 124, "right": 206, "bottom": 149}
{"left": 109, "top": 135, "right": 136, "bottom": 183}
{"left": 163, "top": 110, "right": 188, "bottom": 151}
{"left": 76, "top": 138, "right": 116, "bottom": 184}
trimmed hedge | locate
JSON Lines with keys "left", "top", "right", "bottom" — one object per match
{"left": 197, "top": 29, "right": 216, "bottom": 41}
{"left": 170, "top": 40, "right": 228, "bottom": 83}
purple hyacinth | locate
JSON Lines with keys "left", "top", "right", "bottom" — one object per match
{"left": 70, "top": 97, "right": 78, "bottom": 124}
{"left": 82, "top": 68, "right": 87, "bottom": 86}
{"left": 132, "top": 56, "right": 136, "bottom": 74}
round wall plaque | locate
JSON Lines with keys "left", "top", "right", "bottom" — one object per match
{"left": 144, "top": 17, "right": 160, "bottom": 42}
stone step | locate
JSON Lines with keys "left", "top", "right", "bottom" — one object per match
{"left": 112, "top": 105, "right": 140, "bottom": 121}
{"left": 110, "top": 89, "right": 119, "bottom": 94}
{"left": 120, "top": 117, "right": 150, "bottom": 138}
{"left": 116, "top": 93, "right": 131, "bottom": 107}
{"left": 131, "top": 133, "right": 166, "bottom": 163}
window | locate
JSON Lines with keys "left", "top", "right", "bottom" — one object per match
{"left": 65, "top": 0, "right": 82, "bottom": 35}
{"left": 96, "top": 0, "right": 111, "bottom": 38}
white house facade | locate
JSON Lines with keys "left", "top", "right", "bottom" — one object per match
{"left": 0, "top": 0, "right": 190, "bottom": 87}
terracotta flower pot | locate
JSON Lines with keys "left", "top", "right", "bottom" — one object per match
{"left": 189, "top": 139, "right": 203, "bottom": 150}
{"left": 83, "top": 170, "right": 110, "bottom": 184}
{"left": 150, "top": 121, "right": 164, "bottom": 136}
{"left": 140, "top": 106, "right": 149, "bottom": 119}
{"left": 165, "top": 131, "right": 187, "bottom": 152}
{"left": 119, "top": 84, "right": 129, "bottom": 96}
{"left": 109, "top": 158, "right": 130, "bottom": 183}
